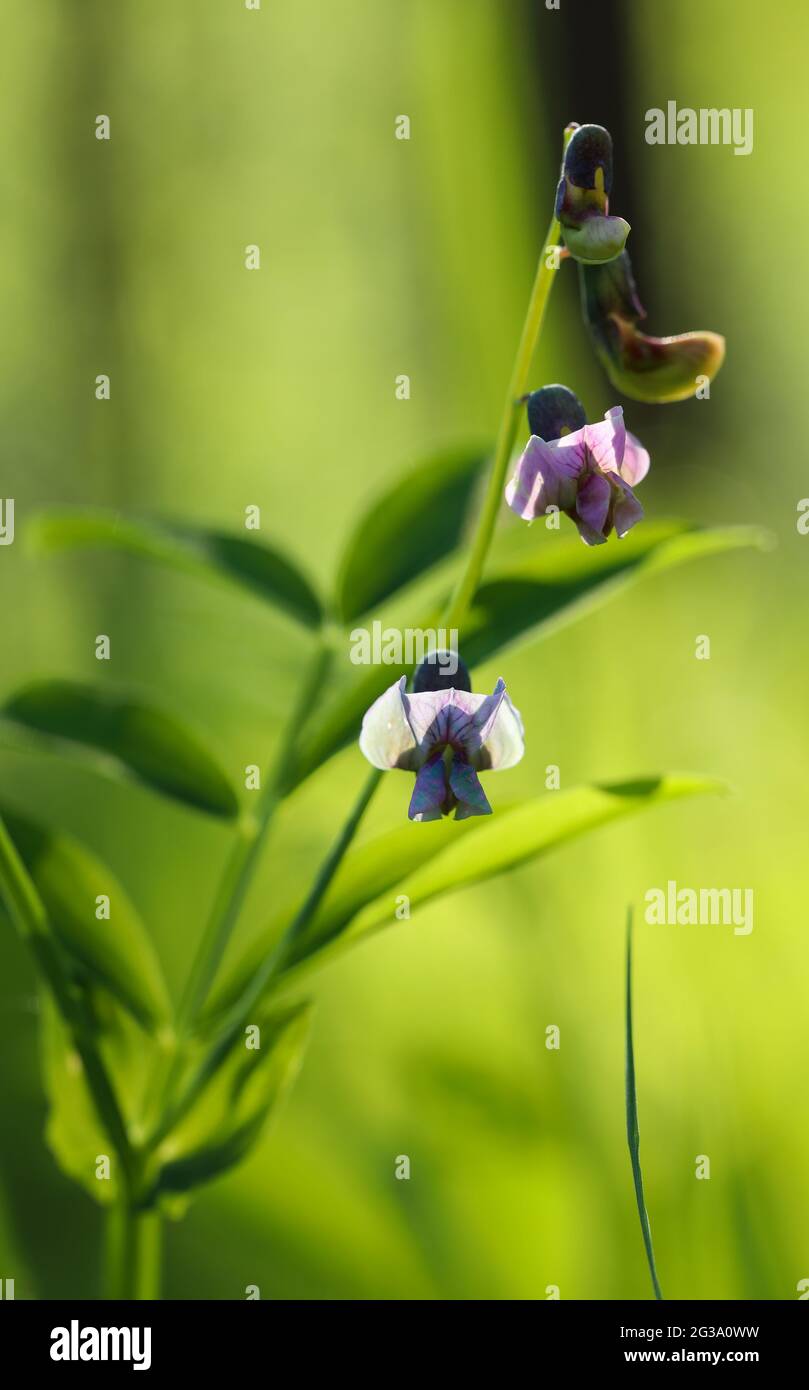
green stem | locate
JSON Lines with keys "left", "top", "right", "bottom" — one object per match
{"left": 149, "top": 768, "right": 383, "bottom": 1147}
{"left": 0, "top": 816, "right": 135, "bottom": 1188}
{"left": 175, "top": 637, "right": 335, "bottom": 1034}
{"left": 105, "top": 1204, "right": 162, "bottom": 1300}
{"left": 443, "top": 214, "right": 563, "bottom": 632}
{"left": 144, "top": 638, "right": 335, "bottom": 1131}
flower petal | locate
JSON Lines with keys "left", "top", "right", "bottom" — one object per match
{"left": 408, "top": 755, "right": 448, "bottom": 822}
{"left": 359, "top": 676, "right": 417, "bottom": 770}
{"left": 584, "top": 406, "right": 625, "bottom": 474}
{"left": 505, "top": 434, "right": 581, "bottom": 521}
{"left": 575, "top": 471, "right": 612, "bottom": 536}
{"left": 448, "top": 756, "right": 492, "bottom": 819}
{"left": 400, "top": 687, "right": 453, "bottom": 750}
{"left": 562, "top": 214, "right": 630, "bottom": 266}
{"left": 465, "top": 678, "right": 525, "bottom": 771}
{"left": 620, "top": 431, "right": 650, "bottom": 486}
{"left": 480, "top": 691, "right": 525, "bottom": 770}
{"left": 612, "top": 479, "right": 644, "bottom": 538}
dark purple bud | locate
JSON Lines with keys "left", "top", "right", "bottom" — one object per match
{"left": 557, "top": 123, "right": 630, "bottom": 265}
{"left": 413, "top": 650, "right": 471, "bottom": 693}
{"left": 526, "top": 384, "right": 587, "bottom": 441}
{"left": 563, "top": 123, "right": 614, "bottom": 197}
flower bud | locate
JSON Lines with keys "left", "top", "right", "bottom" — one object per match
{"left": 413, "top": 650, "right": 471, "bottom": 693}
{"left": 579, "top": 252, "right": 726, "bottom": 403}
{"left": 556, "top": 124, "right": 630, "bottom": 265}
{"left": 526, "top": 384, "right": 587, "bottom": 440}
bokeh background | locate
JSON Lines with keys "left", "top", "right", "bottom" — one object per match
{"left": 1, "top": 0, "right": 807, "bottom": 1299}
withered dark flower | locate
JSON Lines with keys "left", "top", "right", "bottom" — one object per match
{"left": 579, "top": 251, "right": 726, "bottom": 403}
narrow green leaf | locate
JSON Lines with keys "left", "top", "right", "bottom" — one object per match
{"left": 148, "top": 1002, "right": 312, "bottom": 1200}
{"left": 286, "top": 522, "right": 767, "bottom": 791}
{"left": 335, "top": 448, "right": 486, "bottom": 622}
{"left": 30, "top": 510, "right": 324, "bottom": 629}
{"left": 3, "top": 680, "right": 239, "bottom": 819}
{"left": 1, "top": 807, "right": 171, "bottom": 1027}
{"left": 208, "top": 774, "right": 723, "bottom": 1018}
{"left": 625, "top": 908, "right": 665, "bottom": 1300}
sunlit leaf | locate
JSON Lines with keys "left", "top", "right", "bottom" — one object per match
{"left": 3, "top": 680, "right": 239, "bottom": 819}
{"left": 462, "top": 523, "right": 767, "bottom": 666}
{"left": 40, "top": 986, "right": 156, "bottom": 1207}
{"left": 147, "top": 1002, "right": 312, "bottom": 1201}
{"left": 284, "top": 522, "right": 767, "bottom": 791}
{"left": 335, "top": 448, "right": 486, "bottom": 622}
{"left": 1, "top": 807, "right": 171, "bottom": 1027}
{"left": 30, "top": 510, "right": 324, "bottom": 629}
{"left": 208, "top": 774, "right": 723, "bottom": 1018}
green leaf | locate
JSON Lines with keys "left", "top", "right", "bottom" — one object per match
{"left": 29, "top": 510, "right": 324, "bottom": 629}
{"left": 285, "top": 522, "right": 767, "bottom": 791}
{"left": 39, "top": 986, "right": 156, "bottom": 1207}
{"left": 461, "top": 522, "right": 767, "bottom": 667}
{"left": 147, "top": 1002, "right": 312, "bottom": 1201}
{"left": 1, "top": 808, "right": 171, "bottom": 1027}
{"left": 2, "top": 680, "right": 239, "bottom": 819}
{"left": 208, "top": 774, "right": 723, "bottom": 1018}
{"left": 335, "top": 448, "right": 486, "bottom": 622}
{"left": 625, "top": 909, "right": 664, "bottom": 1300}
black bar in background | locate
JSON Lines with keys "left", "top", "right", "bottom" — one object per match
{"left": 0, "top": 1298, "right": 803, "bottom": 1375}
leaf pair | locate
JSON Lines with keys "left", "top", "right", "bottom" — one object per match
{"left": 29, "top": 446, "right": 487, "bottom": 632}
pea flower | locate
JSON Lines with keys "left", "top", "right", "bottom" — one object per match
{"left": 580, "top": 250, "right": 725, "bottom": 403}
{"left": 556, "top": 123, "right": 630, "bottom": 265}
{"left": 505, "top": 384, "right": 649, "bottom": 546}
{"left": 359, "top": 653, "right": 524, "bottom": 822}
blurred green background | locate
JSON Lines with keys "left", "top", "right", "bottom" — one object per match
{"left": 1, "top": 0, "right": 807, "bottom": 1299}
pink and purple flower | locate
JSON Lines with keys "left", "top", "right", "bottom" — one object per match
{"left": 505, "top": 389, "right": 649, "bottom": 546}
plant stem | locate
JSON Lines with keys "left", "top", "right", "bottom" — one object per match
{"left": 105, "top": 1204, "right": 162, "bottom": 1300}
{"left": 145, "top": 638, "right": 335, "bottom": 1129}
{"left": 174, "top": 637, "right": 335, "bottom": 1035}
{"left": 149, "top": 767, "right": 383, "bottom": 1147}
{"left": 444, "top": 126, "right": 575, "bottom": 634}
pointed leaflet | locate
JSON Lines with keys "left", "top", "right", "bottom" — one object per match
{"left": 3, "top": 680, "right": 239, "bottom": 819}
{"left": 1, "top": 808, "right": 170, "bottom": 1028}
{"left": 29, "top": 511, "right": 324, "bottom": 629}
{"left": 335, "top": 448, "right": 486, "bottom": 622}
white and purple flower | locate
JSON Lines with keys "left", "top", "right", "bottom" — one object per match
{"left": 359, "top": 664, "right": 524, "bottom": 822}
